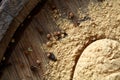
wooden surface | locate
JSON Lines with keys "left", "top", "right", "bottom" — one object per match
{"left": 0, "top": 0, "right": 40, "bottom": 62}
{"left": 1, "top": 0, "right": 93, "bottom": 80}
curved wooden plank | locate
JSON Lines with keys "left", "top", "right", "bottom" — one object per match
{"left": 0, "top": 0, "right": 40, "bottom": 62}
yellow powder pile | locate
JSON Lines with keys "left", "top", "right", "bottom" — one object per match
{"left": 73, "top": 39, "right": 120, "bottom": 80}
{"left": 43, "top": 0, "right": 120, "bottom": 80}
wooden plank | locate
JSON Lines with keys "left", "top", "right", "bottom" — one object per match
{"left": 1, "top": 0, "right": 29, "bottom": 17}
{"left": 16, "top": 0, "right": 40, "bottom": 22}
{"left": 0, "top": 0, "right": 40, "bottom": 62}
{"left": 1, "top": 1, "right": 59, "bottom": 79}
{"left": 0, "top": 19, "right": 20, "bottom": 62}
{"left": 0, "top": 0, "right": 29, "bottom": 41}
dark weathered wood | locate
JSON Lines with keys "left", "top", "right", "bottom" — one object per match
{"left": 0, "top": 0, "right": 29, "bottom": 41}
{"left": 0, "top": 0, "right": 40, "bottom": 62}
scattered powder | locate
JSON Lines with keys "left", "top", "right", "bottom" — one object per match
{"left": 43, "top": 0, "right": 120, "bottom": 80}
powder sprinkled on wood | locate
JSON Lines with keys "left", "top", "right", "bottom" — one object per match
{"left": 43, "top": 0, "right": 120, "bottom": 80}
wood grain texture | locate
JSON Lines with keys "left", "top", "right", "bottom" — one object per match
{"left": 0, "top": 0, "right": 29, "bottom": 41}
{"left": 0, "top": 0, "right": 40, "bottom": 62}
